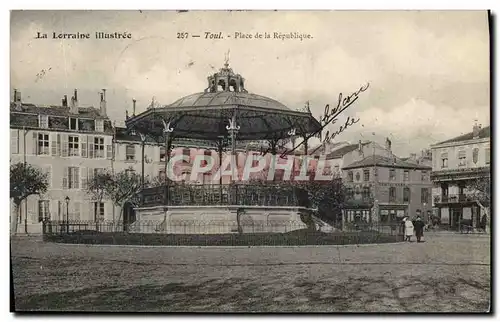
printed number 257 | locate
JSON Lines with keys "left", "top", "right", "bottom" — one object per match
{"left": 177, "top": 32, "right": 189, "bottom": 39}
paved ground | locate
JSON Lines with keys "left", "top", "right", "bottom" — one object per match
{"left": 11, "top": 233, "right": 490, "bottom": 312}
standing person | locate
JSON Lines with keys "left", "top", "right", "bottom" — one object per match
{"left": 413, "top": 215, "right": 425, "bottom": 243}
{"left": 403, "top": 217, "right": 414, "bottom": 242}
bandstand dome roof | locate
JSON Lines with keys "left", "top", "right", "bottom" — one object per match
{"left": 168, "top": 91, "right": 291, "bottom": 112}
{"left": 125, "top": 62, "right": 321, "bottom": 141}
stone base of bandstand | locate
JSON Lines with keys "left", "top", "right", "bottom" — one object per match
{"left": 131, "top": 206, "right": 312, "bottom": 234}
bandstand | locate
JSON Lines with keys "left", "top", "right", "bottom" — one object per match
{"left": 125, "top": 62, "right": 322, "bottom": 234}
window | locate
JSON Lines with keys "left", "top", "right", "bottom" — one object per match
{"left": 94, "top": 137, "right": 105, "bottom": 158}
{"left": 67, "top": 167, "right": 80, "bottom": 189}
{"left": 421, "top": 170, "right": 428, "bottom": 181}
{"left": 363, "top": 169, "right": 370, "bottom": 181}
{"left": 403, "top": 187, "right": 410, "bottom": 203}
{"left": 37, "top": 133, "right": 50, "bottom": 155}
{"left": 355, "top": 172, "right": 361, "bottom": 181}
{"left": 485, "top": 148, "right": 490, "bottom": 165}
{"left": 346, "top": 187, "right": 354, "bottom": 199}
{"left": 93, "top": 168, "right": 105, "bottom": 184}
{"left": 458, "top": 150, "right": 466, "bottom": 167}
{"left": 69, "top": 117, "right": 78, "bottom": 130}
{"left": 334, "top": 165, "right": 340, "bottom": 173}
{"left": 95, "top": 120, "right": 104, "bottom": 132}
{"left": 126, "top": 144, "right": 136, "bottom": 160}
{"left": 421, "top": 188, "right": 429, "bottom": 204}
{"left": 94, "top": 202, "right": 105, "bottom": 221}
{"left": 158, "top": 170, "right": 166, "bottom": 181}
{"left": 38, "top": 200, "right": 50, "bottom": 222}
{"left": 160, "top": 146, "right": 166, "bottom": 161}
{"left": 182, "top": 148, "right": 190, "bottom": 163}
{"left": 389, "top": 187, "right": 396, "bottom": 202}
{"left": 389, "top": 169, "right": 396, "bottom": 181}
{"left": 441, "top": 153, "right": 448, "bottom": 169}
{"left": 362, "top": 187, "right": 371, "bottom": 200}
{"left": 39, "top": 115, "right": 49, "bottom": 129}
{"left": 68, "top": 136, "right": 79, "bottom": 156}
{"left": 403, "top": 170, "right": 409, "bottom": 181}
{"left": 347, "top": 171, "right": 353, "bottom": 182}
{"left": 11, "top": 130, "right": 19, "bottom": 154}
{"left": 203, "top": 150, "right": 212, "bottom": 167}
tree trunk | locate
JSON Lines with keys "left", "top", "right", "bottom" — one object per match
{"left": 11, "top": 201, "right": 21, "bottom": 235}
{"left": 114, "top": 204, "right": 124, "bottom": 231}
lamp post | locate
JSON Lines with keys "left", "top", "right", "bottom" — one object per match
{"left": 65, "top": 196, "right": 70, "bottom": 233}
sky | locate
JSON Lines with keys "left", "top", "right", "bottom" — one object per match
{"left": 10, "top": 10, "right": 490, "bottom": 157}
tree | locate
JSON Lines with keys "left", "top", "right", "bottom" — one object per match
{"left": 467, "top": 174, "right": 491, "bottom": 208}
{"left": 86, "top": 168, "right": 144, "bottom": 229}
{"left": 466, "top": 172, "right": 491, "bottom": 231}
{"left": 294, "top": 175, "right": 346, "bottom": 227}
{"left": 10, "top": 162, "right": 49, "bottom": 234}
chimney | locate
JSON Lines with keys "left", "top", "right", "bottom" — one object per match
{"left": 132, "top": 99, "right": 136, "bottom": 116}
{"left": 99, "top": 89, "right": 107, "bottom": 116}
{"left": 62, "top": 95, "right": 68, "bottom": 107}
{"left": 13, "top": 89, "right": 22, "bottom": 110}
{"left": 472, "top": 121, "right": 480, "bottom": 139}
{"left": 410, "top": 153, "right": 417, "bottom": 161}
{"left": 385, "top": 138, "right": 392, "bottom": 152}
{"left": 69, "top": 89, "right": 79, "bottom": 114}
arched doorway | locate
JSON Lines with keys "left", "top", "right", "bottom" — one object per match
{"left": 123, "top": 202, "right": 136, "bottom": 232}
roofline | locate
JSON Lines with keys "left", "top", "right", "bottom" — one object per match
{"left": 432, "top": 126, "right": 491, "bottom": 146}
{"left": 343, "top": 163, "right": 432, "bottom": 171}
{"left": 431, "top": 136, "right": 490, "bottom": 148}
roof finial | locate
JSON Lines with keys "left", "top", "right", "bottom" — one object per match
{"left": 224, "top": 49, "right": 230, "bottom": 68}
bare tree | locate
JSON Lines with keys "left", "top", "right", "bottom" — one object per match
{"left": 10, "top": 162, "right": 48, "bottom": 234}
{"left": 86, "top": 167, "right": 144, "bottom": 229}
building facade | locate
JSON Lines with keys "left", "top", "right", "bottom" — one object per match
{"left": 339, "top": 139, "right": 433, "bottom": 225}
{"left": 430, "top": 123, "right": 490, "bottom": 231}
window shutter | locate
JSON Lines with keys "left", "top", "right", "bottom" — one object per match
{"left": 74, "top": 167, "right": 80, "bottom": 189}
{"left": 90, "top": 202, "right": 96, "bottom": 221}
{"left": 62, "top": 167, "right": 68, "bottom": 189}
{"left": 106, "top": 144, "right": 112, "bottom": 159}
{"left": 52, "top": 133, "right": 60, "bottom": 156}
{"left": 61, "top": 134, "right": 69, "bottom": 157}
{"left": 81, "top": 135, "right": 88, "bottom": 158}
{"left": 88, "top": 167, "right": 95, "bottom": 186}
{"left": 56, "top": 133, "right": 61, "bottom": 156}
{"left": 11, "top": 129, "right": 19, "bottom": 154}
{"left": 88, "top": 136, "right": 95, "bottom": 159}
{"left": 81, "top": 167, "right": 87, "bottom": 190}
{"left": 32, "top": 131, "right": 38, "bottom": 155}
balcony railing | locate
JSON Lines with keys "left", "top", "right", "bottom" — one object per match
{"left": 433, "top": 194, "right": 476, "bottom": 204}
{"left": 139, "top": 183, "right": 310, "bottom": 208}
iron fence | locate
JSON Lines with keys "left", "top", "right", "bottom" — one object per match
{"left": 140, "top": 184, "right": 310, "bottom": 208}
{"left": 43, "top": 219, "right": 404, "bottom": 236}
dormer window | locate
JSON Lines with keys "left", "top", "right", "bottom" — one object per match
{"left": 95, "top": 119, "right": 104, "bottom": 132}
{"left": 69, "top": 117, "right": 78, "bottom": 130}
{"left": 39, "top": 115, "right": 49, "bottom": 129}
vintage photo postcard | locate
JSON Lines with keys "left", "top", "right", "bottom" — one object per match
{"left": 9, "top": 10, "right": 491, "bottom": 313}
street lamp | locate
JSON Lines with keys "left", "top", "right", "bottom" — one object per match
{"left": 65, "top": 196, "right": 70, "bottom": 233}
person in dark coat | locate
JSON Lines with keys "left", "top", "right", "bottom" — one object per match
{"left": 413, "top": 215, "right": 425, "bottom": 243}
